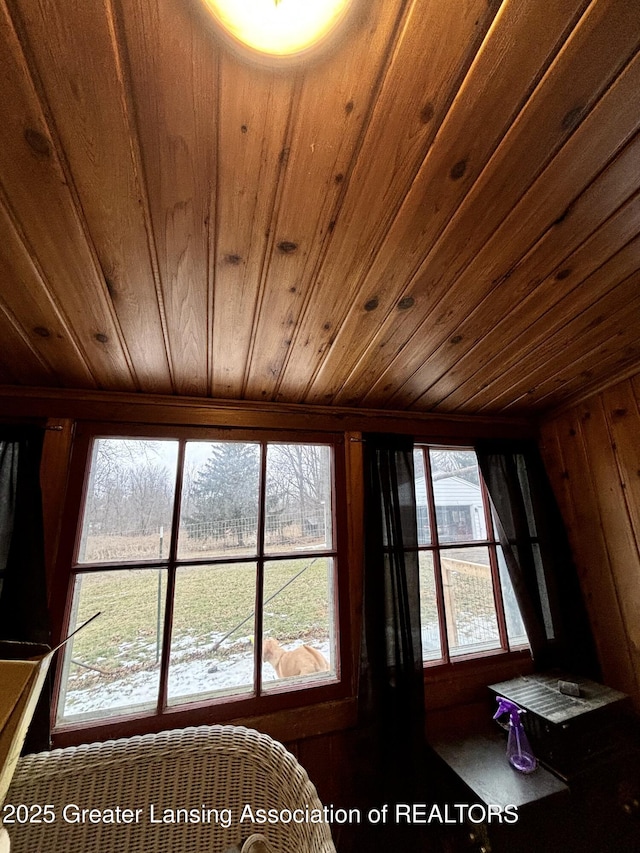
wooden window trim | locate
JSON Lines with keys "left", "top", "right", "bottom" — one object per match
{"left": 50, "top": 421, "right": 353, "bottom": 747}
{"left": 414, "top": 443, "right": 528, "bottom": 671}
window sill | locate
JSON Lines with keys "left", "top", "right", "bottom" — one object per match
{"left": 422, "top": 648, "right": 534, "bottom": 725}
{"left": 52, "top": 692, "right": 357, "bottom": 749}
{"left": 423, "top": 646, "right": 532, "bottom": 675}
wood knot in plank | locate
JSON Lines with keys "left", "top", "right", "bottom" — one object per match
{"left": 277, "top": 241, "right": 298, "bottom": 254}
{"left": 24, "top": 128, "right": 51, "bottom": 157}
{"left": 397, "top": 296, "right": 415, "bottom": 310}
{"left": 420, "top": 102, "right": 434, "bottom": 124}
{"left": 561, "top": 106, "right": 585, "bottom": 131}
{"left": 450, "top": 159, "right": 467, "bottom": 180}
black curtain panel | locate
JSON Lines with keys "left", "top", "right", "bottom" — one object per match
{"left": 475, "top": 439, "right": 599, "bottom": 678}
{"left": 0, "top": 425, "right": 51, "bottom": 752}
{"left": 353, "top": 434, "right": 438, "bottom": 850}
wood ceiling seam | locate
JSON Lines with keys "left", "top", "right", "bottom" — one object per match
{"left": 116, "top": 0, "right": 218, "bottom": 396}
{"left": 430, "top": 43, "right": 640, "bottom": 411}
{"left": 0, "top": 180, "right": 105, "bottom": 388}
{"left": 108, "top": 0, "right": 177, "bottom": 394}
{"left": 464, "top": 132, "right": 640, "bottom": 412}
{"left": 539, "top": 361, "right": 640, "bottom": 417}
{"left": 358, "top": 18, "right": 640, "bottom": 412}
{"left": 442, "top": 212, "right": 640, "bottom": 413}
{"left": 536, "top": 368, "right": 640, "bottom": 419}
{"left": 338, "top": 0, "right": 640, "bottom": 405}
{"left": 0, "top": 191, "right": 99, "bottom": 388}
{"left": 496, "top": 287, "right": 640, "bottom": 414}
{"left": 211, "top": 55, "right": 296, "bottom": 398}
{"left": 508, "top": 346, "right": 640, "bottom": 417}
{"left": 3, "top": 0, "right": 141, "bottom": 392}
{"left": 305, "top": 0, "right": 589, "bottom": 406}
{"left": 0, "top": 294, "right": 59, "bottom": 384}
{"left": 477, "top": 270, "right": 640, "bottom": 413}
{"left": 270, "top": 0, "right": 414, "bottom": 404}
{"left": 412, "top": 57, "right": 640, "bottom": 410}
{"left": 277, "top": 0, "right": 502, "bottom": 405}
{"left": 8, "top": 0, "right": 175, "bottom": 393}
{"left": 406, "top": 137, "right": 640, "bottom": 412}
{"left": 242, "top": 0, "right": 407, "bottom": 401}
{"left": 240, "top": 74, "right": 303, "bottom": 397}
{"left": 297, "top": 0, "right": 570, "bottom": 407}
{"left": 445, "top": 219, "right": 640, "bottom": 411}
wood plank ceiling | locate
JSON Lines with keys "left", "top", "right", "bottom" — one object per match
{"left": 0, "top": 0, "right": 639, "bottom": 416}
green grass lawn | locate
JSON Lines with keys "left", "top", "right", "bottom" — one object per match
{"left": 69, "top": 557, "right": 332, "bottom": 672}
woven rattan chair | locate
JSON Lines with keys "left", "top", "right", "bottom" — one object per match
{"left": 4, "top": 724, "right": 337, "bottom": 853}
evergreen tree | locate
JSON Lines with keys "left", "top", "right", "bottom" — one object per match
{"left": 188, "top": 442, "right": 260, "bottom": 545}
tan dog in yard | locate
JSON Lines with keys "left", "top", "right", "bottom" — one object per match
{"left": 262, "top": 638, "right": 329, "bottom": 679}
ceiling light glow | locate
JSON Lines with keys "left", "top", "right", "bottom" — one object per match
{"left": 202, "top": 0, "right": 352, "bottom": 57}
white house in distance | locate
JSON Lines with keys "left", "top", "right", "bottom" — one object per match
{"left": 414, "top": 472, "right": 485, "bottom": 543}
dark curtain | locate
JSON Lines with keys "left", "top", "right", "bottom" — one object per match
{"left": 350, "top": 434, "right": 437, "bottom": 850}
{"left": 475, "top": 438, "right": 598, "bottom": 677}
{"left": 0, "top": 425, "right": 51, "bottom": 752}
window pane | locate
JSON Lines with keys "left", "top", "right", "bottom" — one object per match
{"left": 429, "top": 449, "right": 487, "bottom": 543}
{"left": 418, "top": 552, "right": 442, "bottom": 661}
{"left": 57, "top": 569, "right": 167, "bottom": 723}
{"left": 497, "top": 548, "right": 529, "bottom": 648}
{"left": 168, "top": 563, "right": 256, "bottom": 704}
{"left": 441, "top": 547, "right": 501, "bottom": 657}
{"left": 264, "top": 444, "right": 333, "bottom": 554}
{"left": 262, "top": 557, "right": 335, "bottom": 690}
{"left": 413, "top": 450, "right": 431, "bottom": 545}
{"left": 78, "top": 439, "right": 178, "bottom": 564}
{"left": 178, "top": 441, "right": 260, "bottom": 559}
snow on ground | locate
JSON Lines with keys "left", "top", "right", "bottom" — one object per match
{"left": 62, "top": 639, "right": 332, "bottom": 720}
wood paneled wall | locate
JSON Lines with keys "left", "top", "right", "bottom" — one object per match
{"left": 539, "top": 374, "right": 640, "bottom": 708}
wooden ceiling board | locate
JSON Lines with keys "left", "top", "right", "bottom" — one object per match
{"left": 0, "top": 0, "right": 639, "bottom": 416}
{"left": 304, "top": 0, "right": 591, "bottom": 405}
{"left": 0, "top": 300, "right": 59, "bottom": 387}
{"left": 396, "top": 123, "right": 640, "bottom": 411}
{"left": 429, "top": 197, "right": 640, "bottom": 412}
{"left": 11, "top": 0, "right": 174, "bottom": 394}
{"left": 507, "top": 343, "right": 640, "bottom": 418}
{"left": 479, "top": 289, "right": 640, "bottom": 417}
{"left": 116, "top": 0, "right": 218, "bottom": 396}
{"left": 362, "top": 44, "right": 640, "bottom": 409}
{"left": 211, "top": 55, "right": 295, "bottom": 398}
{"left": 273, "top": 0, "right": 499, "bottom": 403}
{"left": 474, "top": 272, "right": 640, "bottom": 413}
{"left": 0, "top": 0, "right": 138, "bottom": 392}
{"left": 243, "top": 0, "right": 405, "bottom": 401}
{"left": 329, "top": 0, "right": 640, "bottom": 409}
{"left": 0, "top": 202, "right": 98, "bottom": 388}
